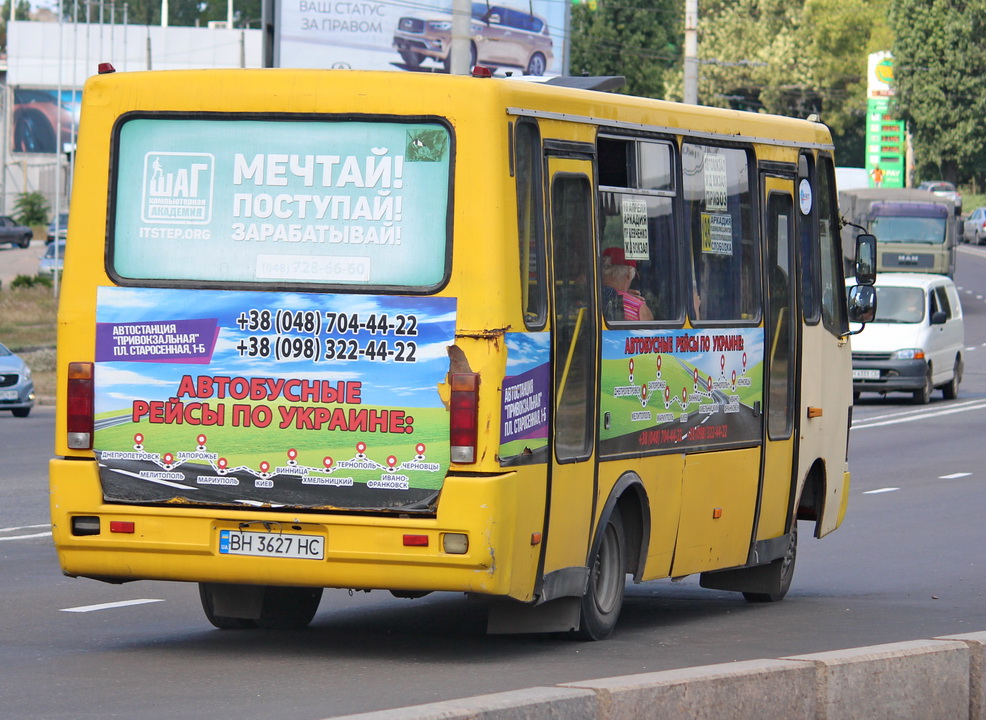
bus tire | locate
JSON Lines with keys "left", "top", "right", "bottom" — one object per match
{"left": 576, "top": 508, "right": 626, "bottom": 641}
{"left": 199, "top": 583, "right": 258, "bottom": 630}
{"left": 743, "top": 522, "right": 797, "bottom": 603}
{"left": 256, "top": 586, "right": 323, "bottom": 630}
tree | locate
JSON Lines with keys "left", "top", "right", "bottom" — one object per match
{"left": 656, "top": 0, "right": 892, "bottom": 166}
{"left": 1, "top": 0, "right": 34, "bottom": 52}
{"left": 888, "top": 0, "right": 986, "bottom": 185}
{"left": 802, "top": 0, "right": 892, "bottom": 165}
{"left": 569, "top": 0, "right": 681, "bottom": 99}
{"left": 14, "top": 191, "right": 49, "bottom": 227}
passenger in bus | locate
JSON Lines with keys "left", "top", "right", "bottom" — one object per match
{"left": 601, "top": 247, "right": 654, "bottom": 322}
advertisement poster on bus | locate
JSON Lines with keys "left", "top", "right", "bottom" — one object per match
{"left": 499, "top": 332, "right": 550, "bottom": 464}
{"left": 275, "top": 0, "right": 565, "bottom": 76}
{"left": 112, "top": 117, "right": 451, "bottom": 289}
{"left": 93, "top": 286, "right": 456, "bottom": 510}
{"left": 599, "top": 328, "right": 764, "bottom": 455}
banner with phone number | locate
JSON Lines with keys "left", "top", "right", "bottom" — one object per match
{"left": 93, "top": 285, "right": 456, "bottom": 510}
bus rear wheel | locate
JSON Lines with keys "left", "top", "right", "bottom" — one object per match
{"left": 576, "top": 508, "right": 626, "bottom": 640}
{"left": 743, "top": 522, "right": 797, "bottom": 603}
{"left": 199, "top": 583, "right": 257, "bottom": 629}
{"left": 199, "top": 583, "right": 323, "bottom": 630}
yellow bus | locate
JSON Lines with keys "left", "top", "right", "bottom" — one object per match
{"left": 50, "top": 67, "right": 875, "bottom": 639}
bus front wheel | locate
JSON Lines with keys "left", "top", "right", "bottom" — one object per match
{"left": 576, "top": 508, "right": 626, "bottom": 640}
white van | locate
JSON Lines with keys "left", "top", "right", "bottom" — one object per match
{"left": 849, "top": 273, "right": 964, "bottom": 403}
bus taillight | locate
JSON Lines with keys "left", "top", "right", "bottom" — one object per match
{"left": 449, "top": 372, "right": 479, "bottom": 463}
{"left": 67, "top": 362, "right": 94, "bottom": 449}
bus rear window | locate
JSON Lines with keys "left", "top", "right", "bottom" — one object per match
{"left": 110, "top": 117, "right": 452, "bottom": 290}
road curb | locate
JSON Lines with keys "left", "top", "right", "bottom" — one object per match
{"left": 325, "top": 632, "right": 986, "bottom": 720}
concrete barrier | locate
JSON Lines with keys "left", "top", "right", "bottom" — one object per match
{"left": 326, "top": 633, "right": 985, "bottom": 720}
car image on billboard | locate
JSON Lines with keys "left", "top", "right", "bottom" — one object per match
{"left": 393, "top": 3, "right": 553, "bottom": 75}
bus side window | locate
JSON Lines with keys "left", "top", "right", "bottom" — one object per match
{"left": 798, "top": 154, "right": 821, "bottom": 324}
{"left": 516, "top": 120, "right": 547, "bottom": 329}
{"left": 816, "top": 156, "right": 848, "bottom": 336}
{"left": 683, "top": 143, "right": 760, "bottom": 323}
{"left": 597, "top": 136, "right": 679, "bottom": 323}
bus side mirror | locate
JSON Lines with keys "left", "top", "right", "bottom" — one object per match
{"left": 931, "top": 310, "right": 947, "bottom": 325}
{"left": 854, "top": 233, "right": 876, "bottom": 286}
{"left": 848, "top": 285, "right": 876, "bottom": 324}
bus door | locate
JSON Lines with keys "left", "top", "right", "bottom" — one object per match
{"left": 754, "top": 175, "right": 798, "bottom": 545}
{"left": 540, "top": 151, "right": 599, "bottom": 602}
{"left": 797, "top": 154, "right": 851, "bottom": 537}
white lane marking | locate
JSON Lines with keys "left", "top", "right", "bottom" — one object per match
{"left": 61, "top": 599, "right": 165, "bottom": 613}
{"left": 0, "top": 523, "right": 50, "bottom": 532}
{"left": 939, "top": 472, "right": 972, "bottom": 479}
{"left": 853, "top": 400, "right": 986, "bottom": 429}
{"left": 863, "top": 488, "right": 899, "bottom": 494}
{"left": 0, "top": 531, "right": 52, "bottom": 542}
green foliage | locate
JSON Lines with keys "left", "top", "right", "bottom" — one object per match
{"left": 888, "top": 0, "right": 986, "bottom": 185}
{"left": 10, "top": 273, "right": 51, "bottom": 289}
{"left": 108, "top": 0, "right": 262, "bottom": 27}
{"left": 569, "top": 0, "right": 681, "bottom": 99}
{"left": 13, "top": 191, "right": 49, "bottom": 227}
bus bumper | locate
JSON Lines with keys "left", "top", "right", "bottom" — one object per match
{"left": 49, "top": 458, "right": 544, "bottom": 601}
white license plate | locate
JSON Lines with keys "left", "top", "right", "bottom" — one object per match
{"left": 219, "top": 529, "right": 324, "bottom": 560}
{"left": 853, "top": 369, "right": 880, "bottom": 380}
{"left": 0, "top": 390, "right": 17, "bottom": 400}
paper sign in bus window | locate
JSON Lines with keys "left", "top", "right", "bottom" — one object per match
{"left": 703, "top": 154, "right": 728, "bottom": 212}
{"left": 622, "top": 198, "right": 650, "bottom": 261}
{"left": 701, "top": 213, "right": 733, "bottom": 256}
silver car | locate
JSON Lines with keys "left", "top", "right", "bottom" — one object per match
{"left": 918, "top": 181, "right": 962, "bottom": 214}
{"left": 0, "top": 342, "right": 35, "bottom": 417}
{"left": 963, "top": 207, "right": 986, "bottom": 245}
{"left": 38, "top": 241, "right": 66, "bottom": 276}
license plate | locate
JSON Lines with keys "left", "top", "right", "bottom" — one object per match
{"left": 219, "top": 529, "right": 325, "bottom": 560}
{"left": 0, "top": 390, "right": 17, "bottom": 400}
{"left": 853, "top": 369, "right": 880, "bottom": 380}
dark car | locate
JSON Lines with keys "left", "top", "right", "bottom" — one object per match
{"left": 0, "top": 215, "right": 33, "bottom": 248}
{"left": 0, "top": 342, "right": 35, "bottom": 417}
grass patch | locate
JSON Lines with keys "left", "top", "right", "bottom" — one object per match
{"left": 0, "top": 284, "right": 58, "bottom": 401}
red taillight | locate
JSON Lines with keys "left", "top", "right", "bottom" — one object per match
{"left": 67, "top": 362, "right": 94, "bottom": 449}
{"left": 449, "top": 372, "right": 479, "bottom": 463}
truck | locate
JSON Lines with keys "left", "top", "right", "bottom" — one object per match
{"left": 839, "top": 188, "right": 960, "bottom": 277}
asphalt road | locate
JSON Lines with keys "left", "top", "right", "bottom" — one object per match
{"left": 0, "top": 237, "right": 49, "bottom": 286}
{"left": 3, "top": 245, "right": 986, "bottom": 719}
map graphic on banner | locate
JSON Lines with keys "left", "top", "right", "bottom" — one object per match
{"left": 600, "top": 328, "right": 764, "bottom": 455}
{"left": 93, "top": 286, "right": 456, "bottom": 511}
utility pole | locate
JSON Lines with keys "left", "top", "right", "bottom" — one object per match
{"left": 683, "top": 0, "right": 698, "bottom": 104}
{"left": 449, "top": 0, "right": 471, "bottom": 75}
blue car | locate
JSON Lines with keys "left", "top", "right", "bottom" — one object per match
{"left": 0, "top": 342, "right": 35, "bottom": 417}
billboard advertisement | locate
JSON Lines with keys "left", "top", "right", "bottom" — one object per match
{"left": 275, "top": 0, "right": 566, "bottom": 76}
{"left": 12, "top": 87, "right": 81, "bottom": 155}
